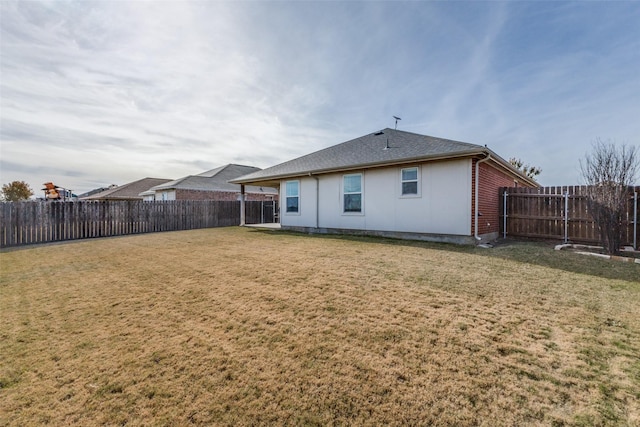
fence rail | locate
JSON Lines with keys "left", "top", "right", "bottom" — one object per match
{"left": 0, "top": 200, "right": 272, "bottom": 248}
{"left": 500, "top": 186, "right": 639, "bottom": 247}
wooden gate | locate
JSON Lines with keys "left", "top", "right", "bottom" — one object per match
{"left": 500, "top": 186, "right": 639, "bottom": 247}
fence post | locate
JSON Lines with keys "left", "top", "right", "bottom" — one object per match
{"left": 564, "top": 191, "right": 569, "bottom": 244}
{"left": 239, "top": 185, "right": 246, "bottom": 226}
{"left": 634, "top": 191, "right": 638, "bottom": 250}
{"left": 503, "top": 190, "right": 508, "bottom": 239}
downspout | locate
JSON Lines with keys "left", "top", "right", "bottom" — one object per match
{"left": 474, "top": 152, "right": 492, "bottom": 241}
{"left": 309, "top": 173, "right": 319, "bottom": 229}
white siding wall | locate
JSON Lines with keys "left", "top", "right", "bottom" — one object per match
{"left": 280, "top": 178, "right": 317, "bottom": 228}
{"left": 280, "top": 159, "right": 473, "bottom": 236}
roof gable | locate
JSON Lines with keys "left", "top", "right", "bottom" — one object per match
{"left": 82, "top": 178, "right": 172, "bottom": 200}
{"left": 232, "top": 128, "right": 486, "bottom": 183}
{"left": 231, "top": 129, "right": 538, "bottom": 187}
{"left": 146, "top": 164, "right": 277, "bottom": 194}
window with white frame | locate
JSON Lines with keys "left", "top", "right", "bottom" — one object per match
{"left": 285, "top": 180, "right": 299, "bottom": 213}
{"left": 401, "top": 167, "right": 419, "bottom": 196}
{"left": 343, "top": 173, "right": 362, "bottom": 213}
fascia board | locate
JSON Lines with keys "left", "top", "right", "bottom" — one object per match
{"left": 230, "top": 149, "right": 488, "bottom": 186}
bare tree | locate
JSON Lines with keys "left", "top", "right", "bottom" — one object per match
{"left": 509, "top": 157, "right": 542, "bottom": 180}
{"left": 580, "top": 139, "right": 639, "bottom": 254}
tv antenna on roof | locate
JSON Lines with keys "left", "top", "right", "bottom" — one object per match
{"left": 393, "top": 116, "right": 402, "bottom": 130}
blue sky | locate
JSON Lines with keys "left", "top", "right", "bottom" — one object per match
{"left": 1, "top": 1, "right": 639, "bottom": 194}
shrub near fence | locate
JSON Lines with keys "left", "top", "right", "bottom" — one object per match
{"left": 0, "top": 200, "right": 270, "bottom": 248}
{"left": 500, "top": 186, "right": 640, "bottom": 247}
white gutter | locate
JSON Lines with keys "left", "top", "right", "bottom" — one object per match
{"left": 230, "top": 149, "right": 490, "bottom": 185}
{"left": 309, "top": 173, "right": 319, "bottom": 229}
{"left": 475, "top": 152, "right": 492, "bottom": 241}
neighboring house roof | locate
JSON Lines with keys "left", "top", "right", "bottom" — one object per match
{"left": 77, "top": 184, "right": 118, "bottom": 199}
{"left": 141, "top": 164, "right": 278, "bottom": 196}
{"left": 81, "top": 178, "right": 172, "bottom": 200}
{"left": 231, "top": 128, "right": 538, "bottom": 187}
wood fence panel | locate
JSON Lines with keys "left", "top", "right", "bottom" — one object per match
{"left": 0, "top": 200, "right": 270, "bottom": 248}
{"left": 500, "top": 186, "right": 640, "bottom": 247}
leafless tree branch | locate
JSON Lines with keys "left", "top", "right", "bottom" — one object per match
{"left": 580, "top": 139, "right": 638, "bottom": 254}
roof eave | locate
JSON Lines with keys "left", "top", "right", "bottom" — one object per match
{"left": 484, "top": 149, "right": 540, "bottom": 188}
{"left": 230, "top": 149, "right": 489, "bottom": 186}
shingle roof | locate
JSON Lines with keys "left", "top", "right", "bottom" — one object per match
{"left": 231, "top": 128, "right": 494, "bottom": 184}
{"left": 81, "top": 178, "right": 172, "bottom": 200}
{"left": 145, "top": 164, "right": 278, "bottom": 194}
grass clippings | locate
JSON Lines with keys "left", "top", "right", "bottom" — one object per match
{"left": 1, "top": 227, "right": 639, "bottom": 426}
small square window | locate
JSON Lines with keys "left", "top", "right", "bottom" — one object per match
{"left": 402, "top": 181, "right": 418, "bottom": 195}
{"left": 401, "top": 167, "right": 419, "bottom": 196}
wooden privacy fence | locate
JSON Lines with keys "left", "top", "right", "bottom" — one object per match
{"left": 0, "top": 200, "right": 273, "bottom": 248}
{"left": 500, "top": 186, "right": 639, "bottom": 247}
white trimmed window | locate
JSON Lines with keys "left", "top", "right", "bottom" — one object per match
{"left": 285, "top": 180, "right": 299, "bottom": 213}
{"left": 343, "top": 173, "right": 362, "bottom": 213}
{"left": 401, "top": 167, "right": 419, "bottom": 196}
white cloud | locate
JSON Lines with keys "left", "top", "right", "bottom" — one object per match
{"left": 1, "top": 1, "right": 639, "bottom": 193}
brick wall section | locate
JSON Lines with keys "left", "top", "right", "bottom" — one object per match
{"left": 472, "top": 161, "right": 521, "bottom": 236}
{"left": 175, "top": 189, "right": 277, "bottom": 202}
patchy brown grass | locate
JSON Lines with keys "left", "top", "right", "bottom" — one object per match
{"left": 1, "top": 227, "right": 639, "bottom": 426}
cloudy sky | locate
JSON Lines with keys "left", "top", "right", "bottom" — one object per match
{"left": 1, "top": 1, "right": 639, "bottom": 195}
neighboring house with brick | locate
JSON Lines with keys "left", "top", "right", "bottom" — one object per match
{"left": 231, "top": 128, "right": 538, "bottom": 244}
{"left": 140, "top": 164, "right": 278, "bottom": 202}
{"left": 80, "top": 178, "right": 172, "bottom": 201}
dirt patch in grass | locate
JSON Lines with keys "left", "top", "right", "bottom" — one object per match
{"left": 1, "top": 227, "right": 639, "bottom": 426}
